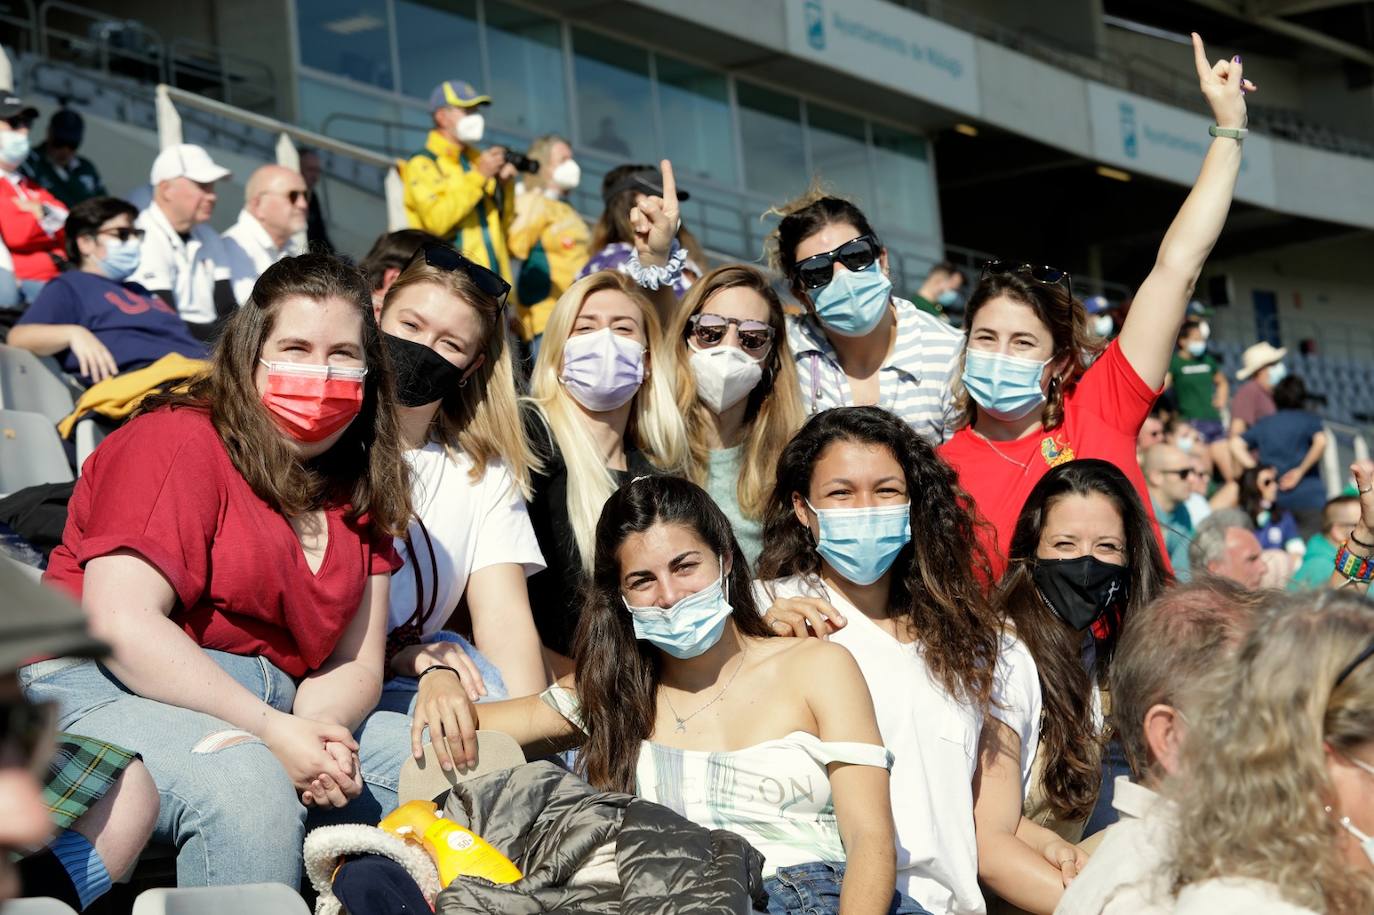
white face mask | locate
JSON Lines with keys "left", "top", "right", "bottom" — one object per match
{"left": 551, "top": 158, "right": 581, "bottom": 191}
{"left": 1092, "top": 314, "right": 1114, "bottom": 338}
{"left": 455, "top": 112, "right": 485, "bottom": 145}
{"left": 689, "top": 344, "right": 763, "bottom": 414}
{"left": 0, "top": 129, "right": 29, "bottom": 168}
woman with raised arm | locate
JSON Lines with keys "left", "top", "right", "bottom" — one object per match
{"left": 938, "top": 34, "right": 1255, "bottom": 577}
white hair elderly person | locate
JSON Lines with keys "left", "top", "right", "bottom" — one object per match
{"left": 222, "top": 164, "right": 309, "bottom": 304}
{"left": 1187, "top": 508, "right": 1266, "bottom": 590}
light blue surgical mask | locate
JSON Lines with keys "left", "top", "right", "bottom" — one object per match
{"left": 97, "top": 237, "right": 141, "bottom": 282}
{"left": 811, "top": 262, "right": 892, "bottom": 337}
{"left": 961, "top": 349, "right": 1050, "bottom": 422}
{"left": 1186, "top": 340, "right": 1207, "bottom": 357}
{"left": 936, "top": 288, "right": 960, "bottom": 307}
{"left": 1268, "top": 362, "right": 1287, "bottom": 385}
{"left": 623, "top": 560, "right": 733, "bottom": 660}
{"left": 807, "top": 500, "right": 911, "bottom": 586}
{"left": 0, "top": 130, "right": 28, "bottom": 167}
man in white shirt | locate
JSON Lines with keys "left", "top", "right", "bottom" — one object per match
{"left": 133, "top": 144, "right": 234, "bottom": 341}
{"left": 1056, "top": 578, "right": 1264, "bottom": 915}
{"left": 222, "top": 164, "right": 308, "bottom": 304}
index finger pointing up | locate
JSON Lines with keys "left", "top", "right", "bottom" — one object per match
{"left": 659, "top": 158, "right": 678, "bottom": 210}
{"left": 1191, "top": 32, "right": 1211, "bottom": 82}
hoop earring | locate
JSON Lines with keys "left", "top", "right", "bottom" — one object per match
{"left": 457, "top": 376, "right": 468, "bottom": 388}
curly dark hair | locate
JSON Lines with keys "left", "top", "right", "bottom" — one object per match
{"left": 755, "top": 406, "right": 1000, "bottom": 706}
{"left": 998, "top": 458, "right": 1171, "bottom": 822}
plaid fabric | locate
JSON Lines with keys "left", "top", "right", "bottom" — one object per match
{"left": 43, "top": 734, "right": 138, "bottom": 830}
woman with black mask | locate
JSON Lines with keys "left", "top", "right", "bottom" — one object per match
{"left": 973, "top": 459, "right": 1169, "bottom": 914}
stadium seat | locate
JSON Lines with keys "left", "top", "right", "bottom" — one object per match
{"left": 398, "top": 731, "right": 527, "bottom": 804}
{"left": 0, "top": 346, "right": 76, "bottom": 424}
{"left": 0, "top": 899, "right": 79, "bottom": 914}
{"left": 0, "top": 409, "right": 74, "bottom": 493}
{"left": 130, "top": 884, "right": 310, "bottom": 915}
{"left": 74, "top": 417, "right": 107, "bottom": 474}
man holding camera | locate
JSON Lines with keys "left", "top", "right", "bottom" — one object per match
{"left": 402, "top": 79, "right": 517, "bottom": 281}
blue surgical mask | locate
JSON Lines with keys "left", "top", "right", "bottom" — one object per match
{"left": 811, "top": 262, "right": 892, "bottom": 337}
{"left": 961, "top": 349, "right": 1049, "bottom": 422}
{"left": 623, "top": 561, "right": 733, "bottom": 660}
{"left": 1268, "top": 362, "right": 1287, "bottom": 385}
{"left": 936, "top": 288, "right": 960, "bottom": 307}
{"left": 1186, "top": 340, "right": 1207, "bottom": 357}
{"left": 807, "top": 500, "right": 911, "bottom": 586}
{"left": 97, "top": 237, "right": 141, "bottom": 282}
{"left": 0, "top": 130, "right": 28, "bottom": 167}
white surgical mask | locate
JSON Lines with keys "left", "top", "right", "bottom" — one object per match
{"left": 0, "top": 130, "right": 29, "bottom": 168}
{"left": 689, "top": 344, "right": 763, "bottom": 414}
{"left": 455, "top": 112, "right": 485, "bottom": 145}
{"left": 551, "top": 158, "right": 581, "bottom": 191}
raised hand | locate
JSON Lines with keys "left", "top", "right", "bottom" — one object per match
{"left": 629, "top": 159, "right": 680, "bottom": 267}
{"left": 1192, "top": 32, "right": 1255, "bottom": 131}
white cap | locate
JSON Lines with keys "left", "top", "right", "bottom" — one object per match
{"left": 149, "top": 144, "right": 232, "bottom": 185}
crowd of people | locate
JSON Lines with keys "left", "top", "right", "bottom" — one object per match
{"left": 3, "top": 31, "right": 1374, "bottom": 915}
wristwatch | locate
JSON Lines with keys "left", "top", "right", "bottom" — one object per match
{"left": 1209, "top": 125, "right": 1248, "bottom": 140}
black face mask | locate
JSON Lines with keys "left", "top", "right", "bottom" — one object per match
{"left": 383, "top": 332, "right": 464, "bottom": 407}
{"left": 1031, "top": 555, "right": 1130, "bottom": 632}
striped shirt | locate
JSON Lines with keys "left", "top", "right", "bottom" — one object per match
{"left": 788, "top": 296, "right": 964, "bottom": 443}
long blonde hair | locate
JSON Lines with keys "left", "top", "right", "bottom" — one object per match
{"left": 382, "top": 251, "right": 538, "bottom": 499}
{"left": 664, "top": 264, "right": 803, "bottom": 521}
{"left": 1167, "top": 591, "right": 1374, "bottom": 913}
{"left": 524, "top": 271, "right": 688, "bottom": 570}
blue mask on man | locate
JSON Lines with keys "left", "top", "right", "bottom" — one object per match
{"left": 936, "top": 288, "right": 960, "bottom": 307}
{"left": 961, "top": 349, "right": 1050, "bottom": 422}
{"left": 811, "top": 262, "right": 892, "bottom": 337}
{"left": 807, "top": 500, "right": 911, "bottom": 586}
{"left": 623, "top": 561, "right": 733, "bottom": 660}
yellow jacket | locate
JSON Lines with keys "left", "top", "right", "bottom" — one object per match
{"left": 401, "top": 130, "right": 516, "bottom": 282}
{"left": 57, "top": 353, "right": 207, "bottom": 438}
{"left": 507, "top": 190, "right": 591, "bottom": 341}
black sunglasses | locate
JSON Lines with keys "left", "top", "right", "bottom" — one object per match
{"left": 421, "top": 243, "right": 511, "bottom": 305}
{"left": 794, "top": 235, "right": 880, "bottom": 291}
{"left": 0, "top": 699, "right": 56, "bottom": 776}
{"left": 97, "top": 227, "right": 146, "bottom": 243}
{"left": 688, "top": 313, "right": 775, "bottom": 355}
{"left": 980, "top": 259, "right": 1074, "bottom": 300}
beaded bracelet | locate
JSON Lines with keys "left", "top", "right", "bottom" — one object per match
{"left": 625, "top": 240, "right": 688, "bottom": 291}
{"left": 1334, "top": 542, "right": 1374, "bottom": 583}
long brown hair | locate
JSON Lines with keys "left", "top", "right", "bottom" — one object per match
{"left": 956, "top": 272, "right": 1105, "bottom": 431}
{"left": 140, "top": 253, "right": 411, "bottom": 540}
{"left": 381, "top": 248, "right": 539, "bottom": 498}
{"left": 574, "top": 475, "right": 773, "bottom": 793}
{"left": 755, "top": 406, "right": 1001, "bottom": 707}
{"left": 998, "top": 459, "right": 1170, "bottom": 822}
{"left": 665, "top": 264, "right": 804, "bottom": 522}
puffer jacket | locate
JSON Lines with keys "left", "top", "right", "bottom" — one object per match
{"left": 435, "top": 761, "right": 766, "bottom": 914}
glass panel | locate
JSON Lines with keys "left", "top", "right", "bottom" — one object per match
{"left": 736, "top": 81, "right": 806, "bottom": 204}
{"left": 485, "top": 5, "right": 568, "bottom": 138}
{"left": 655, "top": 55, "right": 736, "bottom": 187}
{"left": 807, "top": 104, "right": 872, "bottom": 211}
{"left": 394, "top": 0, "right": 481, "bottom": 104}
{"left": 870, "top": 124, "right": 936, "bottom": 239}
{"left": 299, "top": 76, "right": 409, "bottom": 153}
{"left": 572, "top": 29, "right": 656, "bottom": 163}
{"left": 296, "top": 0, "right": 394, "bottom": 90}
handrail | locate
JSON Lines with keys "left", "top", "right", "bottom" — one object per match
{"left": 167, "top": 35, "right": 275, "bottom": 111}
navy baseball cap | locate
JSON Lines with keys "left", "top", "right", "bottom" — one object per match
{"left": 428, "top": 80, "right": 491, "bottom": 112}
{"left": 601, "top": 165, "right": 691, "bottom": 203}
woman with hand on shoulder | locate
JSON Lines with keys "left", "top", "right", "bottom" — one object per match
{"left": 974, "top": 459, "right": 1168, "bottom": 914}
{"left": 665, "top": 263, "right": 804, "bottom": 566}
{"left": 462, "top": 475, "right": 903, "bottom": 915}
{"left": 19, "top": 253, "right": 410, "bottom": 886}
{"left": 938, "top": 34, "right": 1253, "bottom": 577}
{"left": 522, "top": 269, "right": 688, "bottom": 664}
{"left": 755, "top": 406, "right": 1017, "bottom": 915}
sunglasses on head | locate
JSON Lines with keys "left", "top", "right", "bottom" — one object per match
{"left": 421, "top": 243, "right": 511, "bottom": 305}
{"left": 0, "top": 699, "right": 56, "bottom": 776}
{"left": 97, "top": 227, "right": 146, "bottom": 243}
{"left": 980, "top": 259, "right": 1074, "bottom": 300}
{"left": 794, "top": 235, "right": 880, "bottom": 291}
{"left": 688, "top": 313, "right": 775, "bottom": 355}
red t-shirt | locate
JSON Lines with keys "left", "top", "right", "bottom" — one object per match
{"left": 45, "top": 407, "right": 400, "bottom": 677}
{"left": 938, "top": 340, "right": 1166, "bottom": 580}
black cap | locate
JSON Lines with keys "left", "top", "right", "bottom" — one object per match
{"left": 601, "top": 166, "right": 690, "bottom": 203}
{"left": 0, "top": 559, "right": 108, "bottom": 675}
{"left": 49, "top": 109, "right": 83, "bottom": 147}
{"left": 0, "top": 93, "right": 38, "bottom": 124}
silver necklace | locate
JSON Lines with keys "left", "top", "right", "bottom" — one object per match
{"left": 975, "top": 429, "right": 1034, "bottom": 473}
{"left": 661, "top": 647, "right": 747, "bottom": 734}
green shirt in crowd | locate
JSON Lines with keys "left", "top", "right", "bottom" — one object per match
{"left": 22, "top": 144, "right": 106, "bottom": 209}
{"left": 706, "top": 445, "right": 762, "bottom": 569}
{"left": 1289, "top": 533, "right": 1338, "bottom": 590}
{"left": 1169, "top": 351, "right": 1222, "bottom": 421}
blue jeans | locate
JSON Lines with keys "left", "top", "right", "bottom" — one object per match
{"left": 764, "top": 862, "right": 932, "bottom": 915}
{"left": 19, "top": 650, "right": 410, "bottom": 887}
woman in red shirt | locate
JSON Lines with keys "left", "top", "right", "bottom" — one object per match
{"left": 18, "top": 253, "right": 411, "bottom": 887}
{"left": 939, "top": 34, "right": 1252, "bottom": 577}
{"left": 0, "top": 95, "right": 66, "bottom": 307}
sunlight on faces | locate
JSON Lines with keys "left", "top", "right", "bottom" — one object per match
{"left": 1210, "top": 527, "right": 1265, "bottom": 589}
{"left": 253, "top": 171, "right": 309, "bottom": 239}
{"left": 619, "top": 522, "right": 728, "bottom": 610}
{"left": 1329, "top": 500, "right": 1362, "bottom": 545}
{"left": 381, "top": 282, "right": 484, "bottom": 377}
{"left": 573, "top": 289, "right": 647, "bottom": 345}
{"left": 968, "top": 295, "right": 1058, "bottom": 386}
{"left": 253, "top": 294, "right": 366, "bottom": 459}
{"left": 546, "top": 140, "right": 573, "bottom": 171}
{"left": 691, "top": 286, "right": 772, "bottom": 355}
{"left": 162, "top": 175, "right": 218, "bottom": 226}
{"left": 792, "top": 440, "right": 908, "bottom": 536}
{"left": 793, "top": 221, "right": 888, "bottom": 301}
{"left": 1036, "top": 492, "right": 1127, "bottom": 566}
{"left": 75, "top": 212, "right": 133, "bottom": 267}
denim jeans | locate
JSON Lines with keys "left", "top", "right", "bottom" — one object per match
{"left": 763, "top": 862, "right": 933, "bottom": 915}
{"left": 19, "top": 649, "right": 412, "bottom": 887}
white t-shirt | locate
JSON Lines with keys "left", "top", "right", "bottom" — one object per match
{"left": 989, "top": 629, "right": 1042, "bottom": 795}
{"left": 389, "top": 444, "right": 545, "bottom": 638}
{"left": 222, "top": 209, "right": 303, "bottom": 305}
{"left": 755, "top": 576, "right": 1039, "bottom": 915}
{"left": 134, "top": 202, "right": 232, "bottom": 326}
